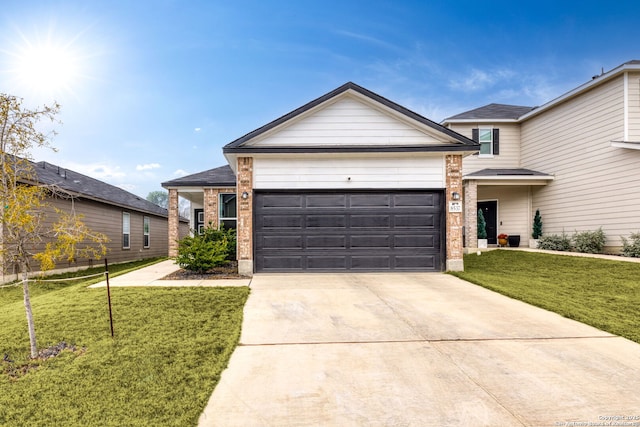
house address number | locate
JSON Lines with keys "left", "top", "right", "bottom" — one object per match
{"left": 448, "top": 201, "right": 462, "bottom": 213}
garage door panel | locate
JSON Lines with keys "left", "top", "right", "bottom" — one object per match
{"left": 394, "top": 193, "right": 435, "bottom": 207}
{"left": 260, "top": 195, "right": 303, "bottom": 208}
{"left": 306, "top": 194, "right": 346, "bottom": 208}
{"left": 352, "top": 256, "right": 391, "bottom": 269}
{"left": 350, "top": 194, "right": 390, "bottom": 208}
{"left": 261, "top": 215, "right": 303, "bottom": 229}
{"left": 306, "top": 215, "right": 346, "bottom": 228}
{"left": 395, "top": 214, "right": 435, "bottom": 228}
{"left": 395, "top": 255, "right": 437, "bottom": 269}
{"left": 306, "top": 235, "right": 347, "bottom": 249}
{"left": 394, "top": 235, "right": 435, "bottom": 248}
{"left": 351, "top": 235, "right": 390, "bottom": 248}
{"left": 350, "top": 215, "right": 390, "bottom": 228}
{"left": 261, "top": 256, "right": 303, "bottom": 271}
{"left": 254, "top": 191, "right": 444, "bottom": 272}
{"left": 307, "top": 256, "right": 347, "bottom": 270}
{"left": 258, "top": 235, "right": 303, "bottom": 250}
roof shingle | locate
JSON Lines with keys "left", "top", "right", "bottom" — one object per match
{"left": 445, "top": 103, "right": 535, "bottom": 121}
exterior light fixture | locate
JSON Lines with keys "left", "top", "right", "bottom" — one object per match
{"left": 451, "top": 192, "right": 461, "bottom": 201}
{"left": 241, "top": 191, "right": 249, "bottom": 200}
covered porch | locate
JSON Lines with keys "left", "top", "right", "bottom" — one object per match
{"left": 463, "top": 168, "right": 554, "bottom": 249}
{"left": 161, "top": 165, "right": 237, "bottom": 257}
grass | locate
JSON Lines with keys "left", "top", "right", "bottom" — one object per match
{"left": 450, "top": 250, "right": 640, "bottom": 343}
{"left": 0, "top": 258, "right": 250, "bottom": 426}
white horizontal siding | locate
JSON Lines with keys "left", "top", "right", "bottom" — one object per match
{"left": 254, "top": 157, "right": 445, "bottom": 189}
{"left": 449, "top": 123, "right": 522, "bottom": 174}
{"left": 478, "top": 186, "right": 530, "bottom": 239}
{"left": 628, "top": 72, "right": 640, "bottom": 141}
{"left": 521, "top": 75, "right": 640, "bottom": 248}
{"left": 248, "top": 96, "right": 447, "bottom": 146}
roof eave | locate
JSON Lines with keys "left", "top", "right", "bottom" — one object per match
{"left": 520, "top": 62, "right": 640, "bottom": 121}
{"left": 223, "top": 145, "right": 480, "bottom": 154}
{"left": 442, "top": 118, "right": 520, "bottom": 125}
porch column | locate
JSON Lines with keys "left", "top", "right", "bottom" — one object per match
{"left": 446, "top": 154, "right": 464, "bottom": 271}
{"left": 464, "top": 179, "right": 478, "bottom": 250}
{"left": 237, "top": 157, "right": 254, "bottom": 276}
{"left": 168, "top": 188, "right": 179, "bottom": 257}
{"left": 203, "top": 188, "right": 219, "bottom": 227}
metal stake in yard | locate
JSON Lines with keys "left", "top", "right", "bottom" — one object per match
{"left": 104, "top": 258, "right": 114, "bottom": 338}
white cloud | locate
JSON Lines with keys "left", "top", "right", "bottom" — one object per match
{"left": 173, "top": 169, "right": 189, "bottom": 177}
{"left": 65, "top": 162, "right": 126, "bottom": 179}
{"left": 194, "top": 127, "right": 201, "bottom": 132}
{"left": 136, "top": 163, "right": 161, "bottom": 171}
{"left": 117, "top": 183, "right": 137, "bottom": 192}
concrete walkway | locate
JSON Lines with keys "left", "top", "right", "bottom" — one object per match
{"left": 199, "top": 273, "right": 640, "bottom": 426}
{"left": 88, "top": 260, "right": 251, "bottom": 288}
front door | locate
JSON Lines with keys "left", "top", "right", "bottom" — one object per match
{"left": 477, "top": 201, "right": 497, "bottom": 245}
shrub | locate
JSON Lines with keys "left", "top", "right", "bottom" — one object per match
{"left": 477, "top": 209, "right": 487, "bottom": 239}
{"left": 621, "top": 232, "right": 640, "bottom": 257}
{"left": 572, "top": 228, "right": 606, "bottom": 254}
{"left": 532, "top": 209, "right": 543, "bottom": 239}
{"left": 175, "top": 225, "right": 235, "bottom": 273}
{"left": 537, "top": 232, "right": 572, "bottom": 251}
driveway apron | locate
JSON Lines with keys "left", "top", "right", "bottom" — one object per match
{"left": 198, "top": 273, "right": 640, "bottom": 426}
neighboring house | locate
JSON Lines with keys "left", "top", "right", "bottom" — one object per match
{"left": 2, "top": 159, "right": 189, "bottom": 282}
{"left": 443, "top": 60, "right": 640, "bottom": 251}
{"left": 163, "top": 82, "right": 479, "bottom": 274}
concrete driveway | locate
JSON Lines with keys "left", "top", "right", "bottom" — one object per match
{"left": 198, "top": 273, "right": 640, "bottom": 426}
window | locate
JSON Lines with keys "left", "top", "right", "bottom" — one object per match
{"left": 219, "top": 193, "right": 237, "bottom": 229}
{"left": 472, "top": 128, "right": 500, "bottom": 156}
{"left": 122, "top": 212, "right": 130, "bottom": 249}
{"left": 479, "top": 128, "right": 493, "bottom": 155}
{"left": 194, "top": 209, "right": 204, "bottom": 234}
{"left": 143, "top": 216, "right": 150, "bottom": 248}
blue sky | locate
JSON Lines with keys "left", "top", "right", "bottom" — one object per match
{"left": 1, "top": 0, "right": 638, "bottom": 198}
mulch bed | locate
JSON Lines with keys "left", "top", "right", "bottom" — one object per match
{"left": 161, "top": 261, "right": 248, "bottom": 280}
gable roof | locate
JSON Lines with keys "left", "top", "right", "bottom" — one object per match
{"left": 33, "top": 160, "right": 170, "bottom": 217}
{"left": 444, "top": 103, "right": 535, "bottom": 122}
{"left": 161, "top": 165, "right": 236, "bottom": 188}
{"left": 223, "top": 82, "right": 478, "bottom": 154}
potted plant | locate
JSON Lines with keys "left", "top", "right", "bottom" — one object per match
{"left": 477, "top": 209, "right": 488, "bottom": 248}
{"left": 497, "top": 233, "right": 508, "bottom": 247}
{"left": 530, "top": 209, "right": 542, "bottom": 248}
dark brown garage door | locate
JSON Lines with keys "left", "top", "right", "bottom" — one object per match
{"left": 254, "top": 191, "right": 444, "bottom": 272}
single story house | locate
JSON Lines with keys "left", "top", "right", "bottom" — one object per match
{"left": 163, "top": 60, "right": 640, "bottom": 275}
{"left": 163, "top": 82, "right": 479, "bottom": 275}
{"left": 2, "top": 159, "right": 189, "bottom": 282}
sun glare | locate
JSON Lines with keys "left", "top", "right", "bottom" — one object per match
{"left": 3, "top": 27, "right": 88, "bottom": 101}
{"left": 16, "top": 42, "right": 79, "bottom": 93}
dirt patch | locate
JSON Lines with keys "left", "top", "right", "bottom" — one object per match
{"left": 161, "top": 261, "right": 248, "bottom": 280}
{"left": 3, "top": 341, "right": 86, "bottom": 380}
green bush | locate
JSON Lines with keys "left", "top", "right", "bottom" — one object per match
{"left": 532, "top": 209, "right": 543, "bottom": 239}
{"left": 477, "top": 209, "right": 487, "bottom": 239}
{"left": 175, "top": 225, "right": 236, "bottom": 273}
{"left": 537, "top": 232, "right": 572, "bottom": 251}
{"left": 621, "top": 232, "right": 640, "bottom": 257}
{"left": 572, "top": 228, "right": 606, "bottom": 253}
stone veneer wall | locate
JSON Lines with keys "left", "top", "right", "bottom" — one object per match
{"left": 168, "top": 188, "right": 179, "bottom": 257}
{"left": 236, "top": 157, "right": 254, "bottom": 276}
{"left": 464, "top": 179, "right": 478, "bottom": 250}
{"left": 203, "top": 188, "right": 218, "bottom": 226}
{"left": 445, "top": 154, "right": 464, "bottom": 271}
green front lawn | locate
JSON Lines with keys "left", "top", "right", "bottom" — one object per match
{"left": 450, "top": 250, "right": 640, "bottom": 343}
{"left": 0, "top": 259, "right": 249, "bottom": 426}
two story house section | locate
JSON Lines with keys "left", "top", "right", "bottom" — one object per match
{"left": 443, "top": 60, "right": 640, "bottom": 251}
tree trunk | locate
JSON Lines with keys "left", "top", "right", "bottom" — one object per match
{"left": 22, "top": 267, "right": 38, "bottom": 358}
